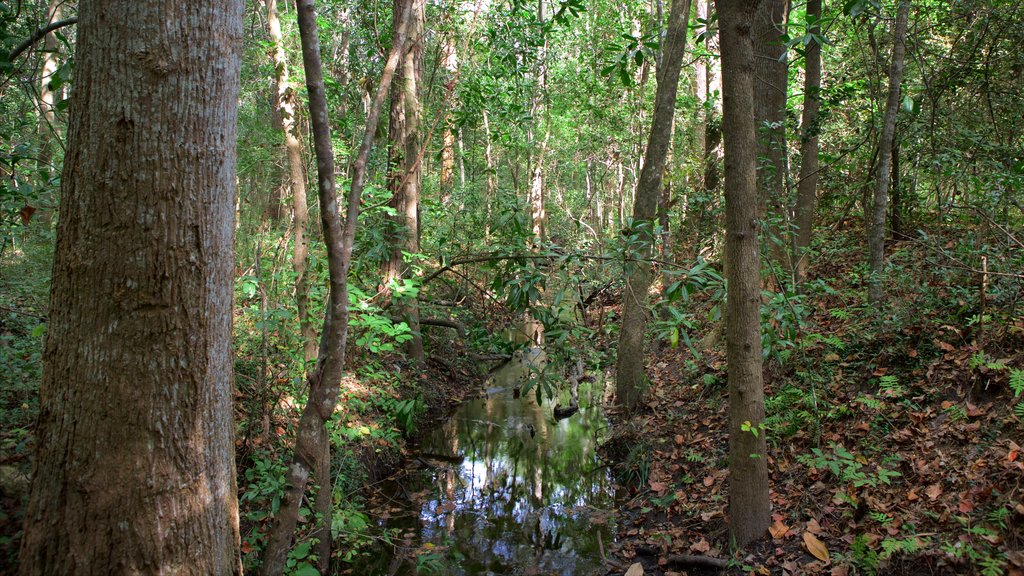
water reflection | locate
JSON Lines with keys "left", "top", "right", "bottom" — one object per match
{"left": 381, "top": 350, "right": 615, "bottom": 575}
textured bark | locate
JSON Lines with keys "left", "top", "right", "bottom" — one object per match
{"left": 716, "top": 0, "right": 770, "bottom": 548}
{"left": 615, "top": 0, "right": 692, "bottom": 415}
{"left": 752, "top": 0, "right": 790, "bottom": 270}
{"left": 383, "top": 0, "right": 425, "bottom": 364}
{"left": 265, "top": 0, "right": 317, "bottom": 366}
{"left": 792, "top": 0, "right": 823, "bottom": 288}
{"left": 19, "top": 2, "right": 244, "bottom": 574}
{"left": 258, "top": 2, "right": 412, "bottom": 573}
{"left": 867, "top": 0, "right": 910, "bottom": 305}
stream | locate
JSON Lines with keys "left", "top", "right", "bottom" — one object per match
{"left": 372, "top": 348, "right": 617, "bottom": 575}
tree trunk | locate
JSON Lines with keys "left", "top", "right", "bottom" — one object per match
{"left": 752, "top": 0, "right": 790, "bottom": 274}
{"left": 265, "top": 0, "right": 317, "bottom": 366}
{"left": 383, "top": 0, "right": 425, "bottom": 364}
{"left": 792, "top": 0, "right": 823, "bottom": 288}
{"left": 526, "top": 0, "right": 549, "bottom": 244}
{"left": 33, "top": 0, "right": 62, "bottom": 226}
{"left": 258, "top": 2, "right": 412, "bottom": 573}
{"left": 615, "top": 0, "right": 692, "bottom": 415}
{"left": 867, "top": 0, "right": 910, "bottom": 305}
{"left": 483, "top": 109, "right": 497, "bottom": 241}
{"left": 439, "top": 37, "right": 457, "bottom": 204}
{"left": 716, "top": 0, "right": 770, "bottom": 549}
{"left": 19, "top": 2, "right": 244, "bottom": 574}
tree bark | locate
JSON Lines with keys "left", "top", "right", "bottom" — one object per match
{"left": 716, "top": 0, "right": 770, "bottom": 549}
{"left": 615, "top": 0, "right": 692, "bottom": 415}
{"left": 19, "top": 1, "right": 244, "bottom": 574}
{"left": 258, "top": 2, "right": 413, "bottom": 573}
{"left": 792, "top": 0, "right": 823, "bottom": 288}
{"left": 383, "top": 0, "right": 426, "bottom": 364}
{"left": 867, "top": 0, "right": 910, "bottom": 305}
{"left": 264, "top": 0, "right": 317, "bottom": 366}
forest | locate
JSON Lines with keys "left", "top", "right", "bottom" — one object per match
{"left": 0, "top": 0, "right": 1022, "bottom": 574}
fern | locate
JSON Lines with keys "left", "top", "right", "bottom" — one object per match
{"left": 1009, "top": 368, "right": 1024, "bottom": 398}
{"left": 1013, "top": 400, "right": 1024, "bottom": 419}
{"left": 879, "top": 374, "right": 905, "bottom": 397}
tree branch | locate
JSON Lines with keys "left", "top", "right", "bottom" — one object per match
{"left": 7, "top": 17, "right": 78, "bottom": 62}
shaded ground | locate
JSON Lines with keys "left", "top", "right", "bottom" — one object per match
{"left": 602, "top": 230, "right": 1024, "bottom": 576}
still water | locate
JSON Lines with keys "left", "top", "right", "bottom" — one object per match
{"left": 375, "top": 349, "right": 616, "bottom": 575}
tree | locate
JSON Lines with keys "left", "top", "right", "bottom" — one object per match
{"left": 382, "top": 0, "right": 426, "bottom": 364}
{"left": 792, "top": 0, "right": 823, "bottom": 287}
{"left": 615, "top": 0, "right": 692, "bottom": 414}
{"left": 715, "top": 0, "right": 771, "bottom": 548}
{"left": 867, "top": 0, "right": 910, "bottom": 305}
{"left": 258, "top": 1, "right": 414, "bottom": 572}
{"left": 263, "top": 0, "right": 317, "bottom": 366}
{"left": 35, "top": 0, "right": 62, "bottom": 201}
{"left": 18, "top": 1, "right": 245, "bottom": 573}
{"left": 752, "top": 0, "right": 790, "bottom": 271}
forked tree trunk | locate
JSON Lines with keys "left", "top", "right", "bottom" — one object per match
{"left": 615, "top": 0, "right": 691, "bottom": 414}
{"left": 867, "top": 0, "right": 910, "bottom": 305}
{"left": 258, "top": 2, "right": 413, "bottom": 574}
{"left": 792, "top": 0, "right": 823, "bottom": 288}
{"left": 382, "top": 0, "right": 425, "bottom": 364}
{"left": 19, "top": 2, "right": 244, "bottom": 574}
{"left": 716, "top": 0, "right": 770, "bottom": 548}
{"left": 264, "top": 0, "right": 317, "bottom": 366}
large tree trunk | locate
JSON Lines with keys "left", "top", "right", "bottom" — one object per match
{"left": 258, "top": 2, "right": 412, "bottom": 574}
{"left": 716, "top": 0, "right": 770, "bottom": 549}
{"left": 19, "top": 2, "right": 244, "bottom": 574}
{"left": 265, "top": 0, "right": 317, "bottom": 366}
{"left": 752, "top": 0, "right": 790, "bottom": 275}
{"left": 615, "top": 0, "right": 692, "bottom": 415}
{"left": 792, "top": 0, "right": 823, "bottom": 288}
{"left": 382, "top": 0, "right": 425, "bottom": 364}
{"left": 867, "top": 0, "right": 910, "bottom": 305}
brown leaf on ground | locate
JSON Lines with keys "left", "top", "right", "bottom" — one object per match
{"left": 690, "top": 538, "right": 711, "bottom": 553}
{"left": 803, "top": 532, "right": 829, "bottom": 562}
{"left": 770, "top": 518, "right": 790, "bottom": 539}
{"left": 624, "top": 562, "right": 644, "bottom": 576}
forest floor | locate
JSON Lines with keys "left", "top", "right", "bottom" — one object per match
{"left": 600, "top": 228, "right": 1024, "bottom": 576}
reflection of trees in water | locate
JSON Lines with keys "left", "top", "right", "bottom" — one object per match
{"left": 408, "top": 374, "right": 614, "bottom": 574}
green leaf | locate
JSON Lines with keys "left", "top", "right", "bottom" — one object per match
{"left": 291, "top": 562, "right": 320, "bottom": 576}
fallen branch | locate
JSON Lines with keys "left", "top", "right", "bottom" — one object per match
{"left": 665, "top": 554, "right": 729, "bottom": 570}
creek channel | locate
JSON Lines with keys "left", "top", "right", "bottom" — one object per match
{"left": 371, "top": 348, "right": 617, "bottom": 575}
